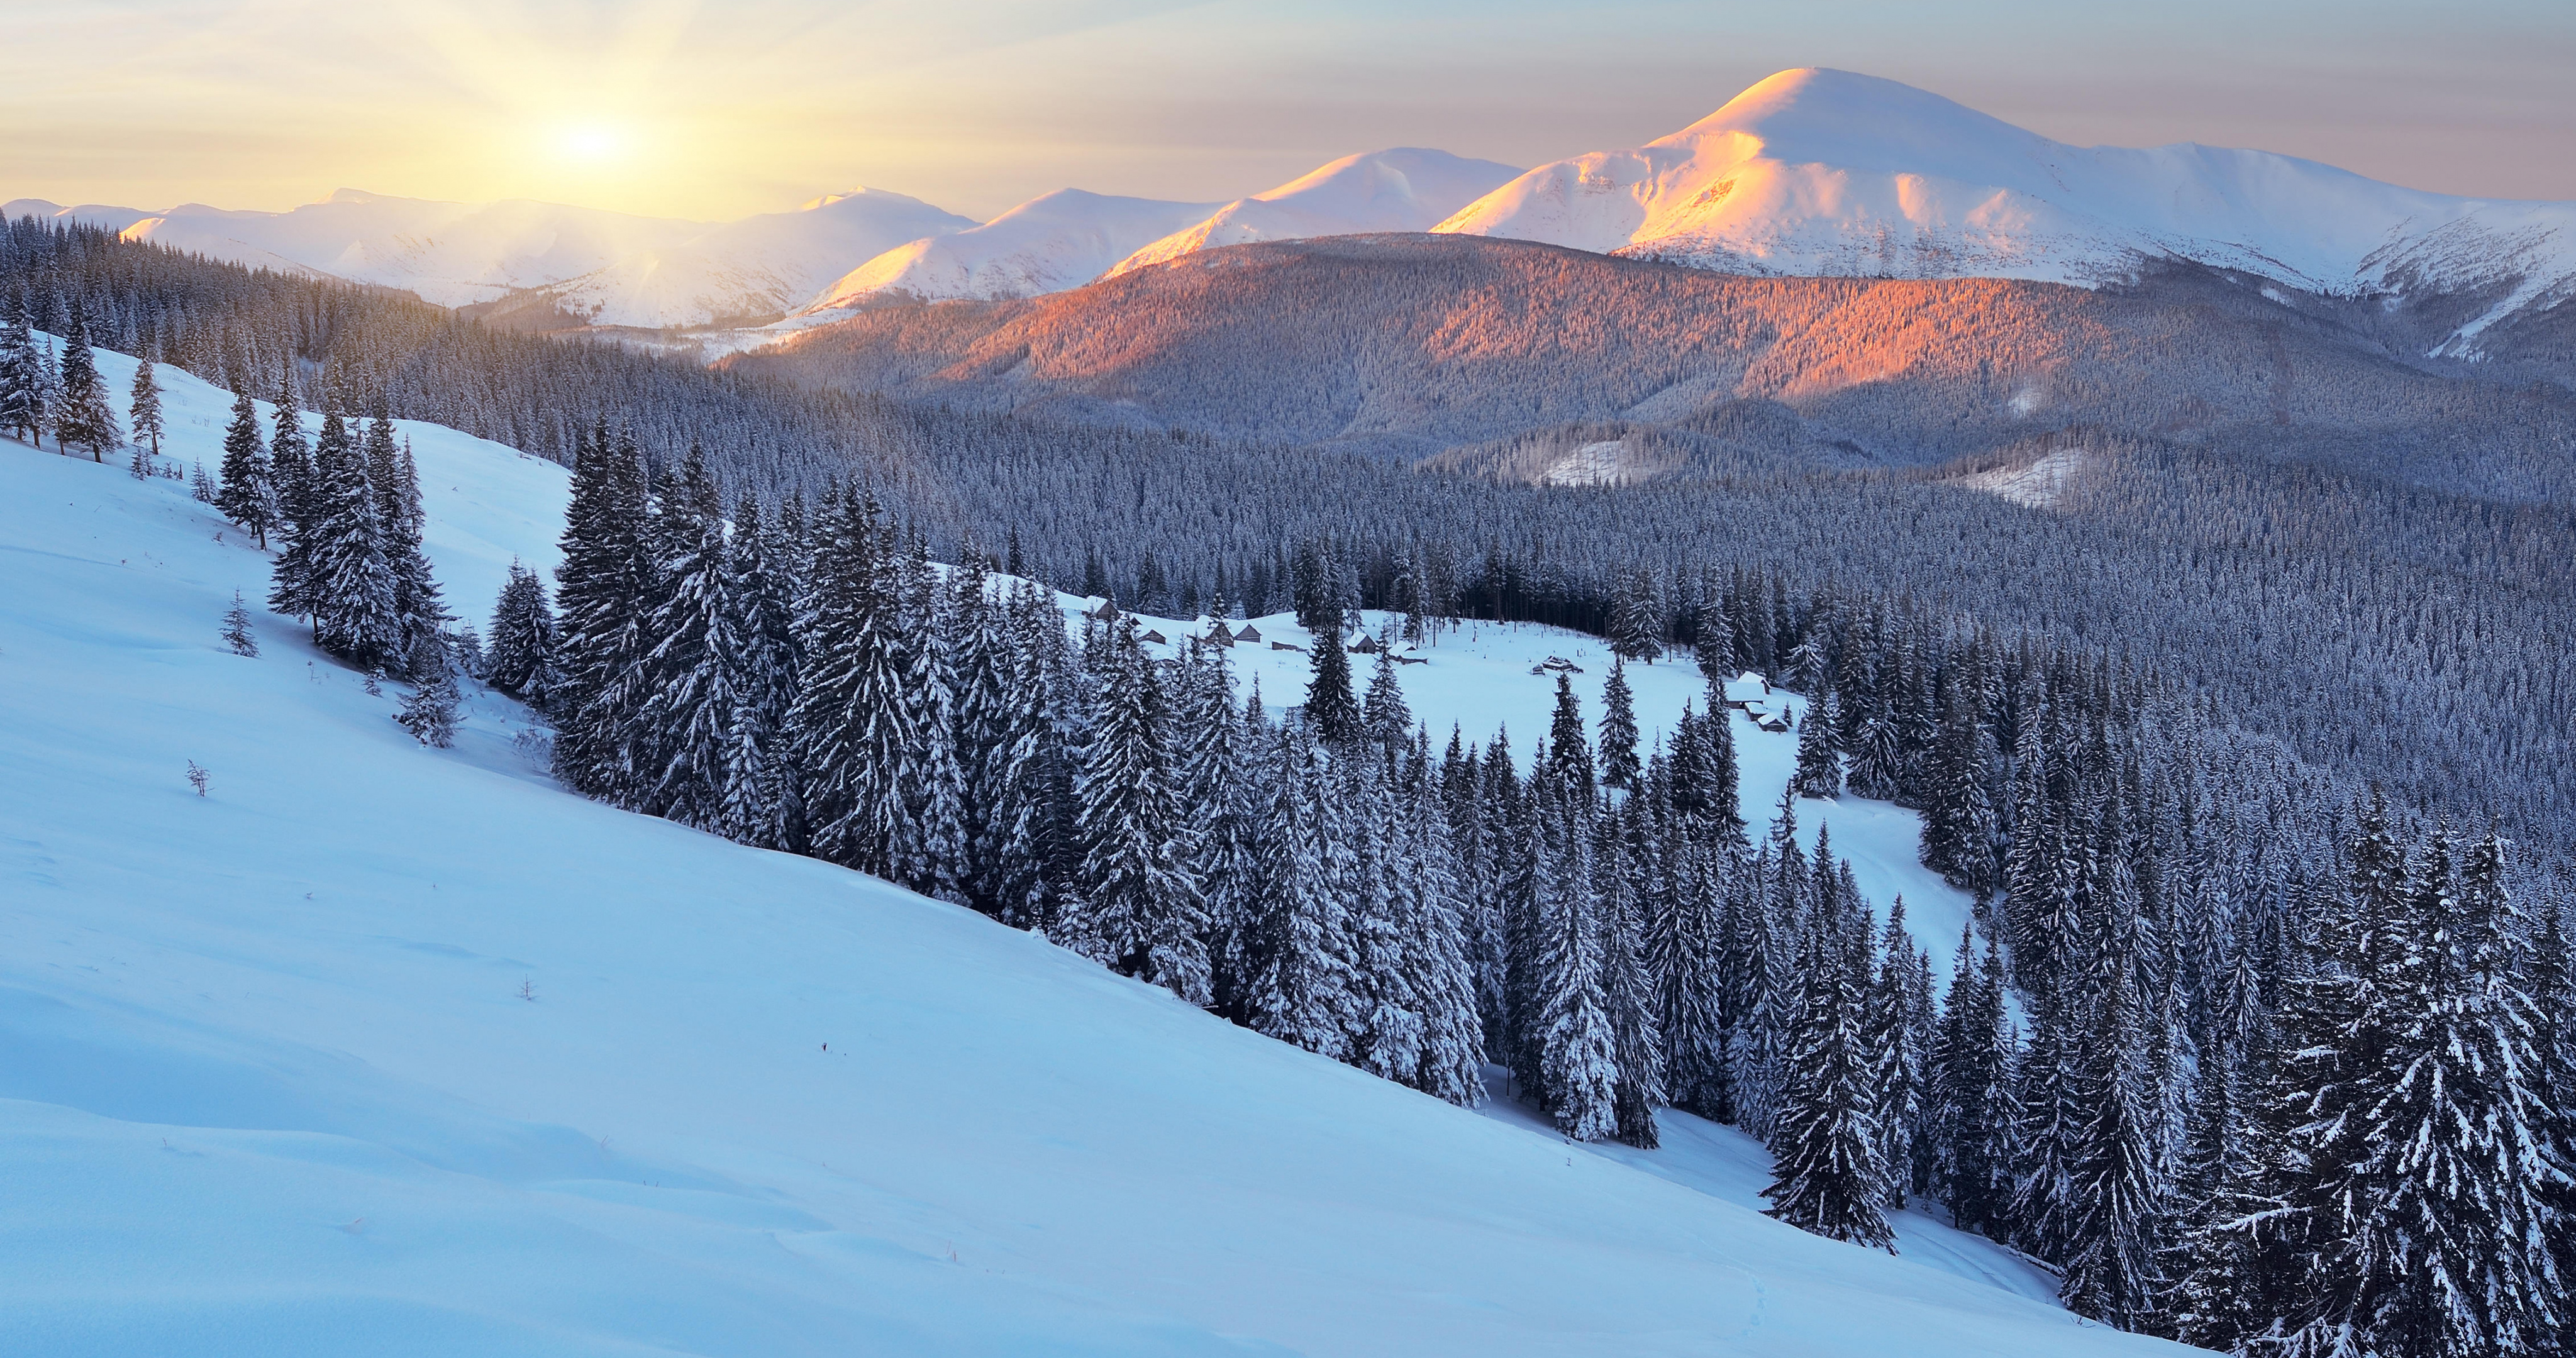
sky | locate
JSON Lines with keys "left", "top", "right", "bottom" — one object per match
{"left": 6, "top": 0, "right": 2573, "bottom": 224}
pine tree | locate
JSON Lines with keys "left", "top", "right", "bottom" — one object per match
{"left": 0, "top": 296, "right": 41, "bottom": 443}
{"left": 1865, "top": 898, "right": 1923, "bottom": 1210}
{"left": 484, "top": 560, "right": 558, "bottom": 705}
{"left": 552, "top": 424, "right": 654, "bottom": 803}
{"left": 215, "top": 386, "right": 276, "bottom": 545}
{"left": 1533, "top": 777, "right": 1619, "bottom": 1141}
{"left": 1060, "top": 616, "right": 1211, "bottom": 1006}
{"left": 1305, "top": 626, "right": 1362, "bottom": 745}
{"left": 2058, "top": 958, "right": 2167, "bottom": 1329}
{"left": 1793, "top": 689, "right": 1845, "bottom": 799}
{"left": 264, "top": 370, "right": 317, "bottom": 622}
{"left": 1763, "top": 910, "right": 1897, "bottom": 1250}
{"left": 790, "top": 489, "right": 913, "bottom": 872}
{"left": 1609, "top": 569, "right": 1660, "bottom": 661}
{"left": 1362, "top": 631, "right": 1412, "bottom": 749}
{"left": 367, "top": 407, "right": 446, "bottom": 670}
{"left": 128, "top": 359, "right": 163, "bottom": 455}
{"left": 1598, "top": 824, "right": 1664, "bottom": 1148}
{"left": 1599, "top": 658, "right": 1641, "bottom": 792}
{"left": 396, "top": 646, "right": 461, "bottom": 748}
{"left": 638, "top": 448, "right": 740, "bottom": 829}
{"left": 1242, "top": 722, "right": 1362, "bottom": 1057}
{"left": 717, "top": 495, "right": 801, "bottom": 851}
{"left": 1544, "top": 674, "right": 1595, "bottom": 802}
{"left": 1693, "top": 593, "right": 1736, "bottom": 682}
{"left": 51, "top": 314, "right": 121, "bottom": 461}
{"left": 305, "top": 392, "right": 402, "bottom": 668}
{"left": 219, "top": 590, "right": 258, "bottom": 656}
{"left": 1652, "top": 832, "right": 1731, "bottom": 1120}
{"left": 1931, "top": 926, "right": 2016, "bottom": 1235}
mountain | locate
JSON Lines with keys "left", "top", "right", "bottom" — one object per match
{"left": 1103, "top": 148, "right": 1521, "bottom": 279}
{"left": 1432, "top": 67, "right": 2576, "bottom": 358}
{"left": 1, "top": 197, "right": 161, "bottom": 235}
{"left": 0, "top": 345, "right": 2179, "bottom": 1357}
{"left": 730, "top": 233, "right": 2576, "bottom": 498}
{"left": 111, "top": 188, "right": 709, "bottom": 307}
{"left": 531, "top": 188, "right": 979, "bottom": 329}
{"left": 798, "top": 187, "right": 1223, "bottom": 311}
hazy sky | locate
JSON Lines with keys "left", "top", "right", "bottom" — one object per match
{"left": 8, "top": 0, "right": 2573, "bottom": 223}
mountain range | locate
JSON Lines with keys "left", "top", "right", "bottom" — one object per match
{"left": 13, "top": 68, "right": 2572, "bottom": 356}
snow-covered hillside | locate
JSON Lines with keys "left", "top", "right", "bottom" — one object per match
{"left": 1103, "top": 148, "right": 1521, "bottom": 280}
{"left": 0, "top": 353, "right": 2186, "bottom": 1354}
{"left": 1434, "top": 67, "right": 2576, "bottom": 356}
{"left": 798, "top": 188, "right": 1222, "bottom": 312}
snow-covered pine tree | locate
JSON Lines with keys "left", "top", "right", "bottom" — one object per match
{"left": 1241, "top": 722, "right": 1361, "bottom": 1057}
{"left": 1061, "top": 616, "right": 1211, "bottom": 1006}
{"left": 638, "top": 448, "right": 741, "bottom": 829}
{"left": 1931, "top": 925, "right": 2017, "bottom": 1236}
{"left": 1397, "top": 750, "right": 1486, "bottom": 1105}
{"left": 306, "top": 392, "right": 402, "bottom": 669}
{"left": 1305, "top": 624, "right": 1362, "bottom": 746}
{"left": 1692, "top": 592, "right": 1736, "bottom": 683}
{"left": 1599, "top": 658, "right": 1640, "bottom": 793}
{"left": 1723, "top": 851, "right": 1785, "bottom": 1140}
{"left": 717, "top": 494, "right": 801, "bottom": 851}
{"left": 264, "top": 368, "right": 318, "bottom": 624}
{"left": 891, "top": 539, "right": 968, "bottom": 903}
{"left": 789, "top": 488, "right": 914, "bottom": 873}
{"left": 2283, "top": 827, "right": 2569, "bottom": 1358}
{"left": 2011, "top": 974, "right": 2088, "bottom": 1265}
{"left": 1792, "top": 688, "right": 1845, "bottom": 799}
{"left": 1651, "top": 830, "right": 1730, "bottom": 1120}
{"left": 51, "top": 314, "right": 121, "bottom": 461}
{"left": 1596, "top": 818, "right": 1663, "bottom": 1148}
{"left": 395, "top": 642, "right": 461, "bottom": 748}
{"left": 220, "top": 590, "right": 258, "bottom": 656}
{"left": 1865, "top": 897, "right": 1923, "bottom": 1210}
{"left": 2058, "top": 956, "right": 2167, "bottom": 1329}
{"left": 1608, "top": 568, "right": 1660, "bottom": 661}
{"left": 214, "top": 385, "right": 275, "bottom": 548}
{"left": 484, "top": 560, "right": 558, "bottom": 705}
{"left": 1544, "top": 673, "right": 1596, "bottom": 802}
{"left": 948, "top": 558, "right": 1014, "bottom": 913}
{"left": 1176, "top": 634, "right": 1261, "bottom": 1012}
{"left": 1533, "top": 774, "right": 1619, "bottom": 1140}
{"left": 1921, "top": 682, "right": 1997, "bottom": 895}
{"left": 128, "top": 359, "right": 162, "bottom": 455}
{"left": 1763, "top": 907, "right": 1897, "bottom": 1250}
{"left": 974, "top": 583, "right": 1070, "bottom": 929}
{"left": 1343, "top": 753, "right": 1426, "bottom": 1086}
{"left": 552, "top": 424, "right": 655, "bottom": 803}
{"left": 366, "top": 405, "right": 447, "bottom": 671}
{"left": 0, "top": 297, "right": 40, "bottom": 443}
{"left": 1361, "top": 631, "right": 1412, "bottom": 750}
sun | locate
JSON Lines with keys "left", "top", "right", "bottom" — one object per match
{"left": 557, "top": 124, "right": 629, "bottom": 165}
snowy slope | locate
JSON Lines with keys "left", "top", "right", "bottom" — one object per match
{"left": 536, "top": 189, "right": 978, "bottom": 329}
{"left": 798, "top": 189, "right": 1224, "bottom": 311}
{"left": 1435, "top": 67, "right": 2576, "bottom": 355}
{"left": 0, "top": 357, "right": 2183, "bottom": 1354}
{"left": 1077, "top": 607, "right": 1985, "bottom": 987}
{"left": 1103, "top": 149, "right": 1521, "bottom": 279}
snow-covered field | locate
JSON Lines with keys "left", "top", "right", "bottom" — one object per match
{"left": 0, "top": 351, "right": 2174, "bottom": 1354}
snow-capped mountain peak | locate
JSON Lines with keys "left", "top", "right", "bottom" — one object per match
{"left": 1105, "top": 147, "right": 1522, "bottom": 279}
{"left": 1433, "top": 67, "right": 2576, "bottom": 353}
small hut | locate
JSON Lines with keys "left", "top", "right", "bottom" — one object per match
{"left": 1234, "top": 624, "right": 1263, "bottom": 644}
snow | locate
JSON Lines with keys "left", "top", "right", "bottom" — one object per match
{"left": 1435, "top": 67, "right": 2576, "bottom": 356}
{"left": 1541, "top": 438, "right": 1633, "bottom": 485}
{"left": 0, "top": 346, "right": 2187, "bottom": 1355}
{"left": 797, "top": 189, "right": 1224, "bottom": 312}
{"left": 1065, "top": 605, "right": 1988, "bottom": 987}
{"left": 1953, "top": 446, "right": 2090, "bottom": 509}
{"left": 1104, "top": 148, "right": 1521, "bottom": 280}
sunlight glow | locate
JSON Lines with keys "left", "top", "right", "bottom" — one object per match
{"left": 557, "top": 124, "right": 629, "bottom": 165}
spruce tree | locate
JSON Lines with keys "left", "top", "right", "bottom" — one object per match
{"left": 306, "top": 393, "right": 402, "bottom": 668}
{"left": 789, "top": 489, "right": 912, "bottom": 871}
{"left": 552, "top": 425, "right": 655, "bottom": 803}
{"left": 219, "top": 590, "right": 258, "bottom": 656}
{"left": 0, "top": 297, "right": 40, "bottom": 443}
{"left": 1361, "top": 631, "right": 1412, "bottom": 749}
{"left": 1599, "top": 658, "right": 1641, "bottom": 792}
{"left": 396, "top": 648, "right": 461, "bottom": 748}
{"left": 2058, "top": 959, "right": 2167, "bottom": 1329}
{"left": 1763, "top": 911, "right": 1897, "bottom": 1250}
{"left": 484, "top": 560, "right": 558, "bottom": 705}
{"left": 1241, "top": 723, "right": 1362, "bottom": 1056}
{"left": 51, "top": 315, "right": 121, "bottom": 461}
{"left": 1305, "top": 626, "right": 1362, "bottom": 745}
{"left": 264, "top": 370, "right": 317, "bottom": 622}
{"left": 638, "top": 448, "right": 740, "bottom": 829}
{"left": 1060, "top": 616, "right": 1211, "bottom": 1006}
{"left": 1793, "top": 689, "right": 1845, "bottom": 799}
{"left": 128, "top": 359, "right": 163, "bottom": 455}
{"left": 717, "top": 495, "right": 801, "bottom": 851}
{"left": 1534, "top": 776, "right": 1619, "bottom": 1141}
